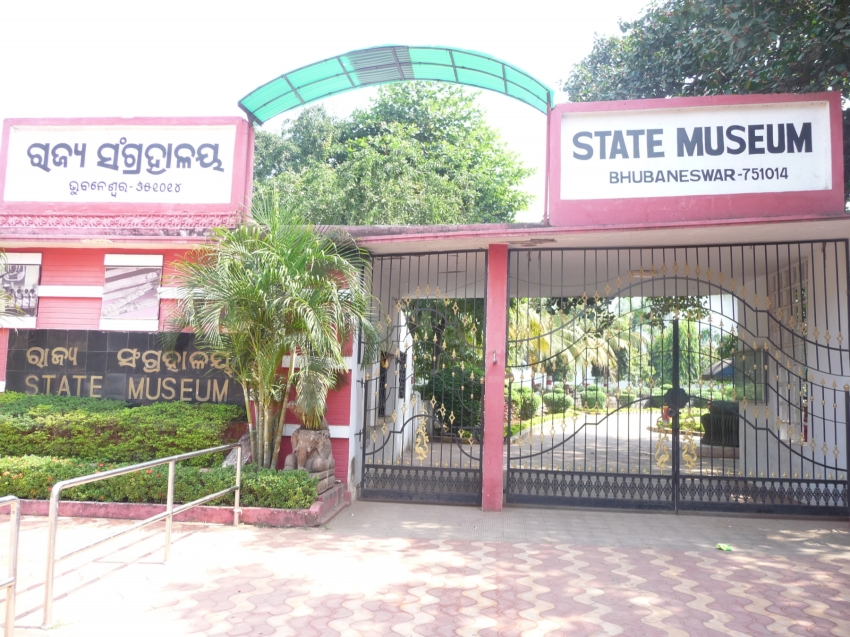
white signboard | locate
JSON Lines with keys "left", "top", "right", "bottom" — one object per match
{"left": 561, "top": 100, "right": 832, "bottom": 200}
{"left": 2, "top": 123, "right": 237, "bottom": 204}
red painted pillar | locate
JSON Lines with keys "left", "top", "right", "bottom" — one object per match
{"left": 482, "top": 243, "right": 508, "bottom": 511}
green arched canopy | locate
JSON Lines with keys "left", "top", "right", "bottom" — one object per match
{"left": 239, "top": 46, "right": 553, "bottom": 124}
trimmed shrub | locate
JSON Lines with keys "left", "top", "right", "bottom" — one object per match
{"left": 579, "top": 389, "right": 607, "bottom": 409}
{"left": 541, "top": 389, "right": 574, "bottom": 414}
{"left": 505, "top": 386, "right": 542, "bottom": 420}
{"left": 583, "top": 384, "right": 603, "bottom": 393}
{"left": 617, "top": 392, "right": 639, "bottom": 408}
{"left": 0, "top": 392, "right": 127, "bottom": 415}
{"left": 0, "top": 392, "right": 245, "bottom": 467}
{"left": 0, "top": 455, "right": 317, "bottom": 509}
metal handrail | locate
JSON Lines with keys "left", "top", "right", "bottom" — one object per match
{"left": 1, "top": 496, "right": 20, "bottom": 637}
{"left": 42, "top": 443, "right": 242, "bottom": 628}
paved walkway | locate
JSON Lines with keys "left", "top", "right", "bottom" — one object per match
{"left": 1, "top": 502, "right": 849, "bottom": 636}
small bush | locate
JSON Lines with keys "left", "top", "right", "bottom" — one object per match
{"left": 617, "top": 392, "right": 639, "bottom": 407}
{"left": 583, "top": 384, "right": 604, "bottom": 393}
{"left": 505, "top": 386, "right": 542, "bottom": 420}
{"left": 579, "top": 389, "right": 607, "bottom": 409}
{"left": 0, "top": 455, "right": 317, "bottom": 509}
{"left": 541, "top": 389, "right": 574, "bottom": 414}
{"left": 0, "top": 392, "right": 245, "bottom": 467}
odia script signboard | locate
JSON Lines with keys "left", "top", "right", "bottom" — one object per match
{"left": 0, "top": 117, "right": 252, "bottom": 213}
{"left": 548, "top": 93, "right": 844, "bottom": 228}
{"left": 4, "top": 329, "right": 242, "bottom": 406}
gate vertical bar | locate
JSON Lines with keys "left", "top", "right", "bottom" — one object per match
{"left": 483, "top": 243, "right": 509, "bottom": 511}
{"left": 672, "top": 318, "right": 680, "bottom": 513}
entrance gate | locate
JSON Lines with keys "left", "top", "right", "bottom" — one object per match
{"left": 359, "top": 251, "right": 486, "bottom": 504}
{"left": 506, "top": 242, "right": 850, "bottom": 515}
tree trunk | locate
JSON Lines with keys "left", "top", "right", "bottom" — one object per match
{"left": 262, "top": 405, "right": 273, "bottom": 468}
{"left": 241, "top": 383, "right": 260, "bottom": 468}
{"left": 270, "top": 351, "right": 296, "bottom": 470}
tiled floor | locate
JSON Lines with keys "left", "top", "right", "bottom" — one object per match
{"left": 2, "top": 501, "right": 849, "bottom": 636}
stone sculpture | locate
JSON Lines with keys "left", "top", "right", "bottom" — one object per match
{"left": 283, "top": 427, "right": 336, "bottom": 494}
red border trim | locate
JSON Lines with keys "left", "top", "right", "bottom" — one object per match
{"left": 547, "top": 93, "right": 845, "bottom": 228}
{"left": 0, "top": 117, "right": 250, "bottom": 215}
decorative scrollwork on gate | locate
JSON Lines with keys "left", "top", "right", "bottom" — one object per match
{"left": 413, "top": 409, "right": 430, "bottom": 463}
{"left": 654, "top": 432, "right": 671, "bottom": 471}
{"left": 681, "top": 418, "right": 698, "bottom": 471}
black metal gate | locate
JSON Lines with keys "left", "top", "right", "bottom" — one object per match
{"left": 506, "top": 242, "right": 850, "bottom": 515}
{"left": 358, "top": 251, "right": 486, "bottom": 504}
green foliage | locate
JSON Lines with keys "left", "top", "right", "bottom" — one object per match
{"left": 563, "top": 0, "right": 850, "bottom": 199}
{"left": 0, "top": 393, "right": 243, "bottom": 467}
{"left": 168, "top": 192, "right": 379, "bottom": 468}
{"left": 254, "top": 84, "right": 533, "bottom": 226}
{"left": 0, "top": 456, "right": 317, "bottom": 509}
{"left": 579, "top": 389, "right": 607, "bottom": 409}
{"left": 237, "top": 467, "right": 318, "bottom": 509}
{"left": 718, "top": 331, "right": 739, "bottom": 359}
{"left": 644, "top": 297, "right": 708, "bottom": 329}
{"left": 650, "top": 322, "right": 706, "bottom": 386}
{"left": 583, "top": 384, "right": 604, "bottom": 393}
{"left": 506, "top": 386, "right": 542, "bottom": 420}
{"left": 408, "top": 297, "right": 485, "bottom": 374}
{"left": 618, "top": 391, "right": 639, "bottom": 407}
{"left": 417, "top": 364, "right": 484, "bottom": 433}
{"left": 541, "top": 389, "right": 574, "bottom": 414}
{"left": 0, "top": 391, "right": 129, "bottom": 415}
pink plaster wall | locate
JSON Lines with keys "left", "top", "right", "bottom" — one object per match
{"left": 36, "top": 298, "right": 102, "bottom": 329}
{"left": 0, "top": 329, "right": 8, "bottom": 381}
{"left": 3, "top": 247, "right": 194, "bottom": 331}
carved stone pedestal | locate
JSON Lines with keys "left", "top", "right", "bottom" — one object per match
{"left": 309, "top": 469, "right": 336, "bottom": 495}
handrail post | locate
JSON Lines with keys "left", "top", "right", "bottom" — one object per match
{"left": 42, "top": 487, "right": 61, "bottom": 629}
{"left": 39, "top": 442, "right": 237, "bottom": 627}
{"left": 164, "top": 461, "right": 175, "bottom": 563}
{"left": 234, "top": 446, "right": 242, "bottom": 526}
{"left": 2, "top": 496, "right": 20, "bottom": 637}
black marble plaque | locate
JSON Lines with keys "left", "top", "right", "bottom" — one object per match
{"left": 5, "top": 329, "right": 243, "bottom": 405}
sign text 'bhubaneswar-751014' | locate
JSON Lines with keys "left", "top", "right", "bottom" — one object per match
{"left": 548, "top": 93, "right": 845, "bottom": 228}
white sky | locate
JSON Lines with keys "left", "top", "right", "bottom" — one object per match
{"left": 0, "top": 0, "right": 648, "bottom": 222}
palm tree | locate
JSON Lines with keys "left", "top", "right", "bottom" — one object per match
{"left": 509, "top": 299, "right": 630, "bottom": 381}
{"left": 167, "top": 192, "right": 379, "bottom": 469}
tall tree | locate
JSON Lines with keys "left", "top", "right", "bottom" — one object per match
{"left": 562, "top": 0, "right": 850, "bottom": 196}
{"left": 254, "top": 83, "right": 534, "bottom": 226}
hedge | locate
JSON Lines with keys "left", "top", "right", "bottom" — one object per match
{"left": 0, "top": 455, "right": 317, "bottom": 509}
{"left": 505, "top": 386, "right": 542, "bottom": 420}
{"left": 617, "top": 392, "right": 639, "bottom": 408}
{"left": 579, "top": 389, "right": 607, "bottom": 409}
{"left": 0, "top": 393, "right": 245, "bottom": 467}
{"left": 541, "top": 389, "right": 574, "bottom": 414}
